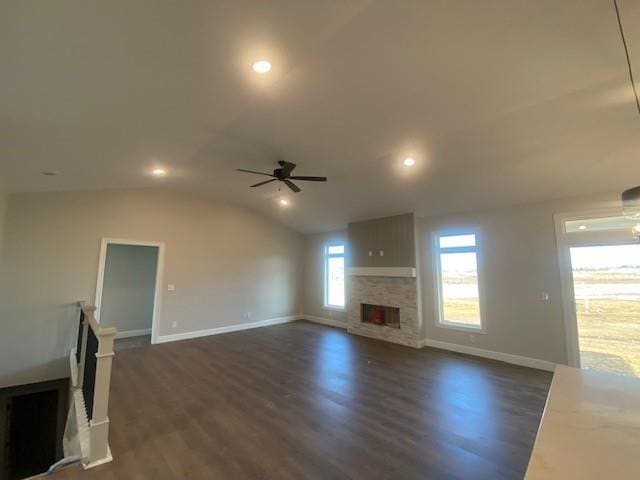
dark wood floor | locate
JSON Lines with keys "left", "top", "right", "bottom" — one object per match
{"left": 54, "top": 321, "right": 552, "bottom": 480}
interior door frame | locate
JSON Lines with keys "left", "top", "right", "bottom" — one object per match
{"left": 554, "top": 208, "right": 637, "bottom": 367}
{"left": 94, "top": 237, "right": 165, "bottom": 345}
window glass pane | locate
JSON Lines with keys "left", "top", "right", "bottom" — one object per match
{"left": 570, "top": 244, "right": 640, "bottom": 377}
{"left": 327, "top": 256, "right": 345, "bottom": 307}
{"left": 439, "top": 234, "right": 476, "bottom": 249}
{"left": 440, "top": 252, "right": 481, "bottom": 327}
{"left": 565, "top": 216, "right": 637, "bottom": 233}
{"left": 328, "top": 245, "right": 345, "bottom": 255}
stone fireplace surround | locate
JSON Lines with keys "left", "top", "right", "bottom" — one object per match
{"left": 347, "top": 274, "right": 420, "bottom": 348}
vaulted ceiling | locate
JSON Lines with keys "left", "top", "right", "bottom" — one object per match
{"left": 1, "top": 0, "right": 639, "bottom": 233}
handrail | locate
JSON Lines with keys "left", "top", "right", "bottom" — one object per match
{"left": 68, "top": 301, "right": 117, "bottom": 469}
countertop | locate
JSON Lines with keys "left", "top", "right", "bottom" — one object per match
{"left": 525, "top": 365, "right": 640, "bottom": 479}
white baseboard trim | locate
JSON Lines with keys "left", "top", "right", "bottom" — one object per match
{"left": 302, "top": 315, "right": 347, "bottom": 329}
{"left": 155, "top": 316, "right": 298, "bottom": 344}
{"left": 115, "top": 328, "right": 151, "bottom": 339}
{"left": 420, "top": 338, "right": 556, "bottom": 372}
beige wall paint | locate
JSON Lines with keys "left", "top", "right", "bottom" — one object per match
{"left": 0, "top": 190, "right": 9, "bottom": 260}
{"left": 417, "top": 193, "right": 621, "bottom": 365}
{"left": 0, "top": 189, "right": 304, "bottom": 387}
{"left": 100, "top": 244, "right": 158, "bottom": 334}
{"left": 302, "top": 230, "right": 348, "bottom": 324}
{"left": 0, "top": 190, "right": 7, "bottom": 261}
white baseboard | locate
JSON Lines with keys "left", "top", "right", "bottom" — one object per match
{"left": 115, "top": 328, "right": 151, "bottom": 339}
{"left": 302, "top": 315, "right": 347, "bottom": 329}
{"left": 420, "top": 338, "right": 556, "bottom": 372}
{"left": 155, "top": 316, "right": 298, "bottom": 344}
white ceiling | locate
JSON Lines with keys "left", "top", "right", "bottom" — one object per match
{"left": 1, "top": 0, "right": 639, "bottom": 233}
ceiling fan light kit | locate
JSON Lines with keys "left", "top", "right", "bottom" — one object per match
{"left": 237, "top": 160, "right": 327, "bottom": 193}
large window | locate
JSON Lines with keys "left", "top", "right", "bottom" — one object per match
{"left": 434, "top": 232, "right": 483, "bottom": 330}
{"left": 324, "top": 244, "right": 345, "bottom": 309}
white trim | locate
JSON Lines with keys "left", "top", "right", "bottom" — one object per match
{"left": 83, "top": 446, "right": 113, "bottom": 470}
{"left": 347, "top": 267, "right": 416, "bottom": 277}
{"left": 303, "top": 315, "right": 347, "bottom": 329}
{"left": 432, "top": 229, "right": 486, "bottom": 334}
{"left": 155, "top": 315, "right": 298, "bottom": 344}
{"left": 69, "top": 349, "right": 79, "bottom": 387}
{"left": 324, "top": 242, "right": 346, "bottom": 310}
{"left": 322, "top": 305, "right": 345, "bottom": 313}
{"left": 114, "top": 328, "right": 152, "bottom": 339}
{"left": 94, "top": 237, "right": 165, "bottom": 346}
{"left": 421, "top": 338, "right": 556, "bottom": 372}
{"left": 554, "top": 208, "right": 639, "bottom": 368}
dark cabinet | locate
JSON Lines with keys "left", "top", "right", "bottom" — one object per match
{"left": 348, "top": 213, "right": 415, "bottom": 268}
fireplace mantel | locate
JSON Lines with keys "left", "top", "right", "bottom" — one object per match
{"left": 347, "top": 267, "right": 416, "bottom": 278}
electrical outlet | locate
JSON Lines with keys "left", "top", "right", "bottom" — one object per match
{"left": 167, "top": 284, "right": 175, "bottom": 291}
{"left": 171, "top": 321, "right": 177, "bottom": 328}
{"left": 379, "top": 250, "right": 384, "bottom": 256}
{"left": 246, "top": 312, "right": 252, "bottom": 319}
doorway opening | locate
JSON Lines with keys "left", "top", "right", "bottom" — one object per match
{"left": 95, "top": 238, "right": 164, "bottom": 346}
{"left": 569, "top": 244, "right": 640, "bottom": 377}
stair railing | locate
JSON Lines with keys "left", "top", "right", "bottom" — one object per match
{"left": 67, "top": 301, "right": 117, "bottom": 469}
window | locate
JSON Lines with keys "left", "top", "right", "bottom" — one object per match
{"left": 434, "top": 232, "right": 483, "bottom": 331}
{"left": 564, "top": 215, "right": 637, "bottom": 233}
{"left": 324, "top": 244, "right": 345, "bottom": 309}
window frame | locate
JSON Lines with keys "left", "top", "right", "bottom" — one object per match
{"left": 432, "top": 229, "right": 486, "bottom": 333}
{"left": 323, "top": 242, "right": 346, "bottom": 311}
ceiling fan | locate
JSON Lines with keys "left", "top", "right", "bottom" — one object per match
{"left": 237, "top": 161, "right": 327, "bottom": 193}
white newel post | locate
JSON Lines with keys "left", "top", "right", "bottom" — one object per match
{"left": 86, "top": 317, "right": 117, "bottom": 467}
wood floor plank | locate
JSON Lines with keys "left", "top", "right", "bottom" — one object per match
{"left": 52, "top": 321, "right": 551, "bottom": 479}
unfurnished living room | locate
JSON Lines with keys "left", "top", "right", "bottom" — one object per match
{"left": 1, "top": 1, "right": 640, "bottom": 479}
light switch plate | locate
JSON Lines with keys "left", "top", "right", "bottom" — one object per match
{"left": 168, "top": 284, "right": 175, "bottom": 291}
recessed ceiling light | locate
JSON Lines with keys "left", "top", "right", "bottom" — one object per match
{"left": 252, "top": 60, "right": 272, "bottom": 74}
{"left": 279, "top": 198, "right": 289, "bottom": 206}
{"left": 41, "top": 170, "right": 59, "bottom": 176}
{"left": 403, "top": 157, "right": 416, "bottom": 167}
{"left": 152, "top": 168, "right": 167, "bottom": 177}
{"left": 579, "top": 225, "right": 587, "bottom": 230}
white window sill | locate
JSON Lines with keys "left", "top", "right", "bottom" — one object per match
{"left": 323, "top": 305, "right": 346, "bottom": 312}
{"left": 436, "top": 321, "right": 486, "bottom": 334}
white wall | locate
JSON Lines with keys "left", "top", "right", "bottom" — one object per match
{"left": 0, "top": 189, "right": 304, "bottom": 387}
{"left": 417, "top": 193, "right": 621, "bottom": 365}
{"left": 100, "top": 244, "right": 158, "bottom": 334}
{"left": 302, "top": 230, "right": 348, "bottom": 325}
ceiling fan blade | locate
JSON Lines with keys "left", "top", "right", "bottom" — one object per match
{"left": 237, "top": 169, "right": 275, "bottom": 177}
{"left": 250, "top": 179, "right": 278, "bottom": 188}
{"left": 284, "top": 179, "right": 301, "bottom": 193}
{"left": 288, "top": 176, "right": 327, "bottom": 182}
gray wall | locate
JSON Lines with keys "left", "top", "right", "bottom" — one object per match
{"left": 417, "top": 193, "right": 620, "bottom": 365}
{"left": 300, "top": 193, "right": 620, "bottom": 365}
{"left": 302, "top": 229, "right": 348, "bottom": 325}
{"left": 100, "top": 244, "right": 158, "bottom": 334}
{"left": 0, "top": 189, "right": 304, "bottom": 387}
